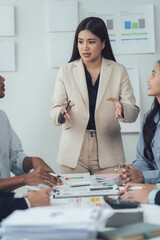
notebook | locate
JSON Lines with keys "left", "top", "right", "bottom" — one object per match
{"left": 98, "top": 222, "right": 160, "bottom": 240}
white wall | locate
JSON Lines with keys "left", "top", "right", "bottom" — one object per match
{"left": 0, "top": 0, "right": 160, "bottom": 173}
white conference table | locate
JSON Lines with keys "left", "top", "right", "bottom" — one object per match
{"left": 141, "top": 204, "right": 160, "bottom": 240}
{"left": 5, "top": 184, "right": 160, "bottom": 240}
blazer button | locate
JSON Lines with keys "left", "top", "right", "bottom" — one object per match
{"left": 95, "top": 117, "right": 99, "bottom": 123}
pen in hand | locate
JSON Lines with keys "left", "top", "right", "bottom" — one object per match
{"left": 59, "top": 100, "right": 71, "bottom": 123}
{"left": 49, "top": 173, "right": 63, "bottom": 178}
{"left": 49, "top": 173, "right": 64, "bottom": 185}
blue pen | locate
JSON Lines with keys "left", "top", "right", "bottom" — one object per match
{"left": 59, "top": 100, "right": 71, "bottom": 123}
{"left": 119, "top": 163, "right": 122, "bottom": 180}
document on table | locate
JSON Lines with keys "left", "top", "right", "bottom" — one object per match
{"left": 51, "top": 196, "right": 106, "bottom": 207}
{"left": 91, "top": 173, "right": 121, "bottom": 186}
{"left": 53, "top": 189, "right": 118, "bottom": 199}
{"left": 61, "top": 172, "right": 92, "bottom": 187}
{"left": 1, "top": 206, "right": 111, "bottom": 240}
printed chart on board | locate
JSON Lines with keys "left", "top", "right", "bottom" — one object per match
{"left": 81, "top": 5, "right": 155, "bottom": 54}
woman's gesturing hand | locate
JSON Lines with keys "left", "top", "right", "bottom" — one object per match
{"left": 107, "top": 97, "right": 124, "bottom": 120}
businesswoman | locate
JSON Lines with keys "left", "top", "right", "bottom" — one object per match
{"left": 116, "top": 61, "right": 160, "bottom": 184}
{"left": 50, "top": 17, "right": 139, "bottom": 174}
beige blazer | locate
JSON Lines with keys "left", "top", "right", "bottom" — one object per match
{"left": 50, "top": 58, "right": 140, "bottom": 168}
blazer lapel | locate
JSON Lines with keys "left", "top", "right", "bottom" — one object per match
{"left": 95, "top": 58, "right": 113, "bottom": 112}
{"left": 73, "top": 59, "right": 89, "bottom": 111}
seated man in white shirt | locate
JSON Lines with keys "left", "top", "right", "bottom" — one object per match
{"left": 0, "top": 75, "right": 62, "bottom": 191}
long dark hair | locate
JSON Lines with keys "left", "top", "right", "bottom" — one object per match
{"left": 69, "top": 17, "right": 116, "bottom": 63}
{"left": 143, "top": 62, "right": 160, "bottom": 162}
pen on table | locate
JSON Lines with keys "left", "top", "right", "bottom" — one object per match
{"left": 118, "top": 186, "right": 142, "bottom": 191}
{"left": 59, "top": 100, "right": 71, "bottom": 123}
{"left": 128, "top": 186, "right": 142, "bottom": 190}
{"left": 49, "top": 173, "right": 63, "bottom": 178}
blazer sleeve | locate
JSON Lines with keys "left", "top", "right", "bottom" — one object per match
{"left": 119, "top": 65, "right": 140, "bottom": 123}
{"left": 0, "top": 192, "right": 28, "bottom": 221}
{"left": 50, "top": 67, "right": 68, "bottom": 126}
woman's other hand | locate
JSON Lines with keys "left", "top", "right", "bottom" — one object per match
{"left": 107, "top": 97, "right": 124, "bottom": 120}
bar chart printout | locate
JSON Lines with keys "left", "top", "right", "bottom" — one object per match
{"left": 81, "top": 9, "right": 117, "bottom": 53}
{"left": 119, "top": 5, "right": 155, "bottom": 54}
{"left": 82, "top": 5, "right": 155, "bottom": 54}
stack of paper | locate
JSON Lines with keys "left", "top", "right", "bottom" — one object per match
{"left": 1, "top": 206, "right": 107, "bottom": 240}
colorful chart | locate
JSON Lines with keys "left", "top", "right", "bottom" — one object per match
{"left": 65, "top": 177, "right": 84, "bottom": 180}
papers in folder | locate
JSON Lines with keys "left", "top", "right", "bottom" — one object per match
{"left": 1, "top": 206, "right": 106, "bottom": 240}
{"left": 52, "top": 173, "right": 119, "bottom": 199}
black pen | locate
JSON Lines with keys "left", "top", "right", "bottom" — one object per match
{"left": 59, "top": 100, "right": 71, "bottom": 123}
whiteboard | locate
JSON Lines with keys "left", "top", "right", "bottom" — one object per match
{"left": 48, "top": 0, "right": 78, "bottom": 32}
{"left": 119, "top": 61, "right": 140, "bottom": 132}
{"left": 0, "top": 40, "right": 15, "bottom": 71}
{"left": 0, "top": 5, "right": 15, "bottom": 36}
{"left": 49, "top": 32, "right": 74, "bottom": 68}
